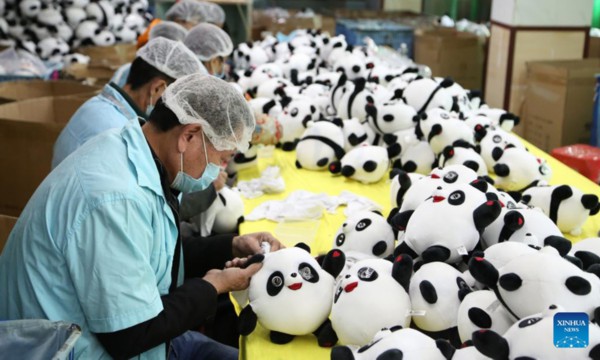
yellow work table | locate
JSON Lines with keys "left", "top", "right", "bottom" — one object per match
{"left": 236, "top": 139, "right": 600, "bottom": 360}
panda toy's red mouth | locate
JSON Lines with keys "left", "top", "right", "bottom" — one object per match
{"left": 433, "top": 196, "right": 445, "bottom": 203}
{"left": 344, "top": 282, "right": 358, "bottom": 293}
{"left": 288, "top": 283, "right": 303, "bottom": 290}
{"left": 430, "top": 174, "right": 440, "bottom": 179}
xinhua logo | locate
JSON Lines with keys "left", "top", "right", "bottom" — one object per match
{"left": 554, "top": 312, "right": 589, "bottom": 348}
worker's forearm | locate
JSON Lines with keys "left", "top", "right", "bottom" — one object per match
{"left": 95, "top": 278, "right": 217, "bottom": 359}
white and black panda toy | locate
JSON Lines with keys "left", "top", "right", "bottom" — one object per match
{"left": 417, "top": 108, "right": 475, "bottom": 155}
{"left": 469, "top": 246, "right": 600, "bottom": 321}
{"left": 521, "top": 184, "right": 600, "bottom": 236}
{"left": 331, "top": 327, "right": 456, "bottom": 360}
{"left": 295, "top": 119, "right": 345, "bottom": 171}
{"left": 475, "top": 126, "right": 526, "bottom": 173}
{"left": 474, "top": 107, "right": 520, "bottom": 132}
{"left": 409, "top": 261, "right": 473, "bottom": 347}
{"left": 457, "top": 290, "right": 516, "bottom": 344}
{"left": 492, "top": 147, "right": 552, "bottom": 192}
{"left": 332, "top": 210, "right": 395, "bottom": 270}
{"left": 279, "top": 97, "right": 321, "bottom": 151}
{"left": 329, "top": 143, "right": 394, "bottom": 184}
{"left": 327, "top": 256, "right": 414, "bottom": 346}
{"left": 365, "top": 95, "right": 417, "bottom": 135}
{"left": 390, "top": 182, "right": 501, "bottom": 264}
{"left": 382, "top": 127, "right": 420, "bottom": 168}
{"left": 472, "top": 305, "right": 600, "bottom": 360}
{"left": 402, "top": 77, "right": 456, "bottom": 114}
{"left": 437, "top": 144, "right": 488, "bottom": 177}
{"left": 395, "top": 140, "right": 436, "bottom": 175}
{"left": 336, "top": 77, "right": 373, "bottom": 122}
{"left": 389, "top": 169, "right": 425, "bottom": 209}
{"left": 239, "top": 245, "right": 346, "bottom": 345}
{"left": 341, "top": 117, "right": 369, "bottom": 152}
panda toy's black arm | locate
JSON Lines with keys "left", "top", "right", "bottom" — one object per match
{"left": 391, "top": 254, "right": 413, "bottom": 292}
{"left": 389, "top": 210, "right": 414, "bottom": 232}
{"left": 238, "top": 305, "right": 258, "bottom": 336}
{"left": 471, "top": 329, "right": 510, "bottom": 360}
{"left": 315, "top": 249, "right": 347, "bottom": 347}
{"left": 472, "top": 200, "right": 501, "bottom": 234}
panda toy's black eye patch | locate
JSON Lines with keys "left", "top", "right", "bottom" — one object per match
{"left": 317, "top": 158, "right": 328, "bottom": 167}
{"left": 565, "top": 276, "right": 591, "bottom": 295}
{"left": 298, "top": 263, "right": 319, "bottom": 283}
{"left": 492, "top": 135, "right": 502, "bottom": 143}
{"left": 468, "top": 307, "right": 492, "bottom": 328}
{"left": 363, "top": 161, "right": 377, "bottom": 172}
{"left": 291, "top": 108, "right": 299, "bottom": 117}
{"left": 355, "top": 218, "right": 372, "bottom": 231}
{"left": 518, "top": 317, "right": 542, "bottom": 328}
{"left": 267, "top": 271, "right": 284, "bottom": 296}
{"left": 448, "top": 190, "right": 465, "bottom": 205}
{"left": 443, "top": 171, "right": 458, "bottom": 183}
{"left": 357, "top": 267, "right": 378, "bottom": 281}
{"left": 420, "top": 280, "right": 438, "bottom": 304}
{"left": 335, "top": 233, "right": 346, "bottom": 246}
{"left": 499, "top": 273, "right": 522, "bottom": 291}
{"left": 383, "top": 114, "right": 394, "bottom": 122}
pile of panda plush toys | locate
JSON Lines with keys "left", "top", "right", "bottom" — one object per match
{"left": 0, "top": 0, "right": 151, "bottom": 67}
{"left": 225, "top": 29, "right": 600, "bottom": 360}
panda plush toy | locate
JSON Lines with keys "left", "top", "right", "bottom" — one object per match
{"left": 417, "top": 108, "right": 475, "bottom": 155}
{"left": 457, "top": 290, "right": 516, "bottom": 344}
{"left": 395, "top": 140, "right": 436, "bottom": 175}
{"left": 437, "top": 144, "right": 488, "bottom": 176}
{"left": 468, "top": 246, "right": 600, "bottom": 321}
{"left": 333, "top": 49, "right": 370, "bottom": 81}
{"left": 521, "top": 184, "right": 600, "bottom": 236}
{"left": 390, "top": 182, "right": 501, "bottom": 264}
{"left": 336, "top": 77, "right": 373, "bottom": 122}
{"left": 328, "top": 256, "right": 414, "bottom": 346}
{"left": 492, "top": 147, "right": 552, "bottom": 192}
{"left": 476, "top": 126, "right": 525, "bottom": 173}
{"left": 474, "top": 107, "right": 520, "bottom": 132}
{"left": 196, "top": 186, "right": 245, "bottom": 236}
{"left": 402, "top": 77, "right": 456, "bottom": 114}
{"left": 341, "top": 117, "right": 369, "bottom": 152}
{"left": 389, "top": 169, "right": 425, "bottom": 209}
{"left": 409, "top": 261, "right": 473, "bottom": 347}
{"left": 239, "top": 245, "right": 346, "bottom": 345}
{"left": 254, "top": 78, "right": 293, "bottom": 100}
{"left": 295, "top": 119, "right": 345, "bottom": 171}
{"left": 473, "top": 304, "right": 600, "bottom": 360}
{"left": 365, "top": 95, "right": 417, "bottom": 135}
{"left": 329, "top": 143, "right": 394, "bottom": 184}
{"left": 278, "top": 97, "right": 321, "bottom": 151}
{"left": 226, "top": 144, "right": 258, "bottom": 180}
{"left": 332, "top": 210, "right": 396, "bottom": 271}
{"left": 331, "top": 327, "right": 456, "bottom": 360}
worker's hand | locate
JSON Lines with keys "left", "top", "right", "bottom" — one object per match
{"left": 213, "top": 170, "right": 228, "bottom": 192}
{"left": 232, "top": 232, "right": 284, "bottom": 258}
{"left": 203, "top": 262, "right": 262, "bottom": 294}
{"left": 225, "top": 255, "right": 252, "bottom": 269}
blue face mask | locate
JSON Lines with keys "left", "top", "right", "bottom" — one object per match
{"left": 171, "top": 133, "right": 221, "bottom": 194}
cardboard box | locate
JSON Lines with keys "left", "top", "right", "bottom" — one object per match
{"left": 0, "top": 214, "right": 17, "bottom": 252}
{"left": 0, "top": 80, "right": 99, "bottom": 105}
{"left": 414, "top": 28, "right": 485, "bottom": 90}
{"left": 587, "top": 36, "right": 600, "bottom": 59}
{"left": 0, "top": 96, "right": 87, "bottom": 216}
{"left": 522, "top": 59, "right": 600, "bottom": 152}
{"left": 63, "top": 63, "right": 116, "bottom": 86}
{"left": 75, "top": 43, "right": 137, "bottom": 70}
{"left": 252, "top": 10, "right": 336, "bottom": 38}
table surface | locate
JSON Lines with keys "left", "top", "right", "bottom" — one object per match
{"left": 235, "top": 138, "right": 600, "bottom": 360}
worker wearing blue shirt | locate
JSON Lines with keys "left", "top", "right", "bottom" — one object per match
{"left": 0, "top": 73, "right": 282, "bottom": 359}
{"left": 52, "top": 37, "right": 203, "bottom": 169}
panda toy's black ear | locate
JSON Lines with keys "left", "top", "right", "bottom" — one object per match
{"left": 383, "top": 133, "right": 398, "bottom": 146}
{"left": 587, "top": 263, "right": 600, "bottom": 280}
{"left": 238, "top": 305, "right": 258, "bottom": 336}
{"left": 330, "top": 346, "right": 355, "bottom": 360}
{"left": 391, "top": 254, "right": 413, "bottom": 292}
{"left": 435, "top": 339, "right": 456, "bottom": 360}
{"left": 329, "top": 161, "right": 342, "bottom": 175}
{"left": 470, "top": 178, "right": 489, "bottom": 193}
{"left": 321, "top": 249, "right": 346, "bottom": 278}
{"left": 473, "top": 200, "right": 502, "bottom": 234}
{"left": 468, "top": 255, "right": 499, "bottom": 289}
{"left": 499, "top": 113, "right": 520, "bottom": 127}
{"left": 582, "top": 194, "right": 600, "bottom": 213}
{"left": 482, "top": 175, "right": 495, "bottom": 186}
{"left": 472, "top": 330, "right": 509, "bottom": 360}
{"left": 543, "top": 235, "right": 571, "bottom": 257}
{"left": 440, "top": 77, "right": 455, "bottom": 88}
{"left": 391, "top": 88, "right": 404, "bottom": 101}
{"left": 295, "top": 242, "right": 311, "bottom": 253}
{"left": 331, "top": 117, "right": 344, "bottom": 128}
{"left": 574, "top": 251, "right": 600, "bottom": 271}
{"left": 442, "top": 145, "right": 455, "bottom": 160}
{"left": 387, "top": 143, "right": 402, "bottom": 159}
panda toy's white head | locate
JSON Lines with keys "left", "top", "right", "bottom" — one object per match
{"left": 85, "top": 0, "right": 115, "bottom": 28}
{"left": 336, "top": 77, "right": 373, "bottom": 122}
{"left": 417, "top": 109, "right": 475, "bottom": 155}
{"left": 442, "top": 79, "right": 471, "bottom": 114}
{"left": 36, "top": 37, "right": 69, "bottom": 62}
{"left": 241, "top": 246, "right": 345, "bottom": 342}
{"left": 234, "top": 42, "right": 269, "bottom": 71}
{"left": 113, "top": 23, "right": 137, "bottom": 43}
{"left": 469, "top": 246, "right": 600, "bottom": 321}
{"left": 396, "top": 140, "right": 436, "bottom": 175}
{"left": 521, "top": 184, "right": 600, "bottom": 236}
{"left": 320, "top": 34, "right": 346, "bottom": 63}
{"left": 402, "top": 77, "right": 456, "bottom": 114}
{"left": 389, "top": 169, "right": 425, "bottom": 209}
{"left": 472, "top": 305, "right": 600, "bottom": 359}
{"left": 295, "top": 119, "right": 345, "bottom": 170}
{"left": 438, "top": 144, "right": 488, "bottom": 176}
{"left": 329, "top": 143, "right": 391, "bottom": 184}
{"left": 278, "top": 97, "right": 320, "bottom": 150}
{"left": 331, "top": 327, "right": 455, "bottom": 360}
{"left": 392, "top": 182, "right": 501, "bottom": 264}
{"left": 331, "top": 256, "right": 413, "bottom": 346}
{"left": 365, "top": 95, "right": 417, "bottom": 135}
{"left": 281, "top": 52, "right": 316, "bottom": 81}
{"left": 475, "top": 107, "right": 520, "bottom": 132}
{"left": 476, "top": 126, "right": 525, "bottom": 172}
{"left": 268, "top": 41, "right": 292, "bottom": 62}
{"left": 254, "top": 78, "right": 293, "bottom": 100}
{"left": 299, "top": 83, "right": 331, "bottom": 115}
{"left": 457, "top": 290, "right": 516, "bottom": 344}
{"left": 248, "top": 97, "right": 282, "bottom": 121}
{"left": 382, "top": 127, "right": 420, "bottom": 168}
{"left": 341, "top": 117, "right": 369, "bottom": 152}
{"left": 333, "top": 50, "right": 371, "bottom": 81}
{"left": 333, "top": 210, "right": 395, "bottom": 267}
{"left": 492, "top": 147, "right": 551, "bottom": 192}
{"left": 408, "top": 261, "right": 473, "bottom": 346}
{"left": 19, "top": 0, "right": 42, "bottom": 18}
{"left": 209, "top": 187, "right": 245, "bottom": 234}
{"left": 226, "top": 143, "right": 258, "bottom": 177}
{"left": 451, "top": 345, "right": 491, "bottom": 360}
{"left": 62, "top": 52, "right": 90, "bottom": 66}
{"left": 481, "top": 207, "right": 564, "bottom": 249}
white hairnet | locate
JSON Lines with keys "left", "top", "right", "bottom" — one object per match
{"left": 137, "top": 37, "right": 205, "bottom": 79}
{"left": 202, "top": 2, "right": 225, "bottom": 25}
{"left": 165, "top": 0, "right": 206, "bottom": 24}
{"left": 163, "top": 73, "right": 255, "bottom": 152}
{"left": 149, "top": 21, "right": 188, "bottom": 42}
{"left": 183, "top": 23, "right": 233, "bottom": 61}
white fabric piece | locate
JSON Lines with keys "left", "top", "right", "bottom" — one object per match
{"left": 245, "top": 190, "right": 382, "bottom": 222}
{"left": 237, "top": 166, "right": 285, "bottom": 199}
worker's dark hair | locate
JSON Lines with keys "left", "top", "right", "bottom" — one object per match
{"left": 126, "top": 57, "right": 175, "bottom": 90}
{"left": 147, "top": 98, "right": 181, "bottom": 132}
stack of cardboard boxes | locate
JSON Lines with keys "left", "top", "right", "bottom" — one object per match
{"left": 64, "top": 44, "right": 137, "bottom": 85}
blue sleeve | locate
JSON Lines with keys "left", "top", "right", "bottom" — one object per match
{"left": 65, "top": 198, "right": 164, "bottom": 333}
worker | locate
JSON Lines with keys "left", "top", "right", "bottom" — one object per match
{"left": 183, "top": 22, "right": 232, "bottom": 79}
{"left": 0, "top": 73, "right": 282, "bottom": 359}
{"left": 52, "top": 37, "right": 202, "bottom": 169}
{"left": 165, "top": 0, "right": 225, "bottom": 29}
